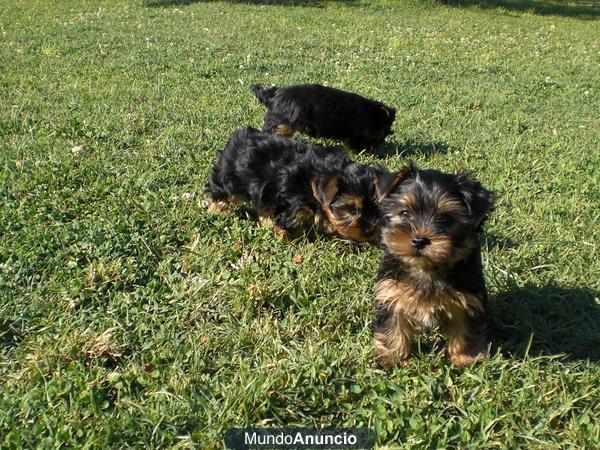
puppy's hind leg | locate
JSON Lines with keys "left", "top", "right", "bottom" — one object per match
{"left": 445, "top": 308, "right": 490, "bottom": 368}
{"left": 273, "top": 205, "right": 315, "bottom": 240}
{"left": 343, "top": 138, "right": 366, "bottom": 153}
{"left": 262, "top": 111, "right": 295, "bottom": 137}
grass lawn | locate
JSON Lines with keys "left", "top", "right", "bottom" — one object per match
{"left": 1, "top": 0, "right": 599, "bottom": 447}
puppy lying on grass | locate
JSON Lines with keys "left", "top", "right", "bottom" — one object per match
{"left": 205, "top": 127, "right": 394, "bottom": 243}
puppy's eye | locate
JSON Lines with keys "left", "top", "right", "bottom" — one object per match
{"left": 345, "top": 206, "right": 361, "bottom": 216}
{"left": 400, "top": 210, "right": 411, "bottom": 219}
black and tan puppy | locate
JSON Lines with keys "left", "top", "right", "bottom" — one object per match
{"left": 205, "top": 127, "right": 389, "bottom": 243}
{"left": 372, "top": 162, "right": 495, "bottom": 368}
{"left": 252, "top": 83, "right": 396, "bottom": 152}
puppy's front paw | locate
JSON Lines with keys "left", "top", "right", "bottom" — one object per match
{"left": 449, "top": 351, "right": 488, "bottom": 369}
{"left": 207, "top": 200, "right": 229, "bottom": 213}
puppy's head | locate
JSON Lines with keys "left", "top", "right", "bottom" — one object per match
{"left": 311, "top": 164, "right": 388, "bottom": 243}
{"left": 362, "top": 105, "right": 396, "bottom": 149}
{"left": 378, "top": 162, "right": 495, "bottom": 270}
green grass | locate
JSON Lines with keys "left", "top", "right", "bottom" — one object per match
{"left": 1, "top": 0, "right": 599, "bottom": 447}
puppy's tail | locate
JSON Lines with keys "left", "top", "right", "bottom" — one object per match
{"left": 251, "top": 84, "right": 278, "bottom": 106}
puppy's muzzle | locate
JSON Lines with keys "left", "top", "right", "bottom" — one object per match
{"left": 411, "top": 236, "right": 431, "bottom": 250}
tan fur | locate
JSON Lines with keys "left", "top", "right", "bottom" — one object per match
{"left": 444, "top": 311, "right": 488, "bottom": 368}
{"left": 311, "top": 175, "right": 341, "bottom": 207}
{"left": 394, "top": 190, "right": 420, "bottom": 213}
{"left": 322, "top": 194, "right": 367, "bottom": 242}
{"left": 257, "top": 211, "right": 275, "bottom": 226}
{"left": 290, "top": 206, "right": 317, "bottom": 230}
{"left": 207, "top": 200, "right": 229, "bottom": 213}
{"left": 275, "top": 226, "right": 289, "bottom": 239}
{"left": 274, "top": 123, "right": 296, "bottom": 137}
{"left": 207, "top": 196, "right": 241, "bottom": 213}
{"left": 382, "top": 227, "right": 414, "bottom": 260}
{"left": 270, "top": 207, "right": 318, "bottom": 240}
{"left": 333, "top": 194, "right": 363, "bottom": 211}
{"left": 435, "top": 195, "right": 464, "bottom": 215}
{"left": 374, "top": 170, "right": 409, "bottom": 203}
{"left": 423, "top": 233, "right": 454, "bottom": 265}
{"left": 374, "top": 321, "right": 413, "bottom": 368}
{"left": 374, "top": 276, "right": 484, "bottom": 367}
{"left": 312, "top": 179, "right": 369, "bottom": 242}
{"left": 374, "top": 278, "right": 415, "bottom": 366}
{"left": 382, "top": 219, "right": 476, "bottom": 269}
{"left": 314, "top": 214, "right": 335, "bottom": 235}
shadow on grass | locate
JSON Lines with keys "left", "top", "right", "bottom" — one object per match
{"left": 492, "top": 283, "right": 600, "bottom": 362}
{"left": 145, "top": 0, "right": 359, "bottom": 7}
{"left": 0, "top": 319, "right": 26, "bottom": 355}
{"left": 443, "top": 0, "right": 599, "bottom": 20}
{"left": 372, "top": 138, "right": 450, "bottom": 159}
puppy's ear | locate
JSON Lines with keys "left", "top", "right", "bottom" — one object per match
{"left": 311, "top": 172, "right": 342, "bottom": 207}
{"left": 456, "top": 171, "right": 496, "bottom": 226}
{"left": 374, "top": 161, "right": 417, "bottom": 202}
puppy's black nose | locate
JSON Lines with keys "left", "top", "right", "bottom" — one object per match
{"left": 411, "top": 236, "right": 431, "bottom": 249}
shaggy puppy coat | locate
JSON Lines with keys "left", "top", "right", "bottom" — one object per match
{"left": 205, "top": 127, "right": 389, "bottom": 242}
{"left": 372, "top": 162, "right": 496, "bottom": 368}
{"left": 252, "top": 83, "right": 396, "bottom": 152}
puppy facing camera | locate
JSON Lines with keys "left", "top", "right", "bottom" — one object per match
{"left": 372, "top": 161, "right": 495, "bottom": 368}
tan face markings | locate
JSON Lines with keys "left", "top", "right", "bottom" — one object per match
{"left": 331, "top": 194, "right": 363, "bottom": 220}
{"left": 324, "top": 212, "right": 367, "bottom": 242}
{"left": 382, "top": 226, "right": 414, "bottom": 258}
{"left": 382, "top": 189, "right": 475, "bottom": 266}
{"left": 311, "top": 174, "right": 341, "bottom": 208}
{"left": 323, "top": 194, "right": 368, "bottom": 242}
{"left": 384, "top": 192, "right": 418, "bottom": 227}
{"left": 274, "top": 123, "right": 296, "bottom": 137}
{"left": 312, "top": 176, "right": 371, "bottom": 242}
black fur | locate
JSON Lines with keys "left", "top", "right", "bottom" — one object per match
{"left": 205, "top": 127, "right": 390, "bottom": 242}
{"left": 372, "top": 162, "right": 496, "bottom": 367}
{"left": 251, "top": 83, "right": 396, "bottom": 152}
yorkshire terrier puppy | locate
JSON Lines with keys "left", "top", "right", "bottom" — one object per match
{"left": 372, "top": 162, "right": 496, "bottom": 368}
{"left": 205, "top": 127, "right": 390, "bottom": 243}
{"left": 251, "top": 83, "right": 396, "bottom": 152}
